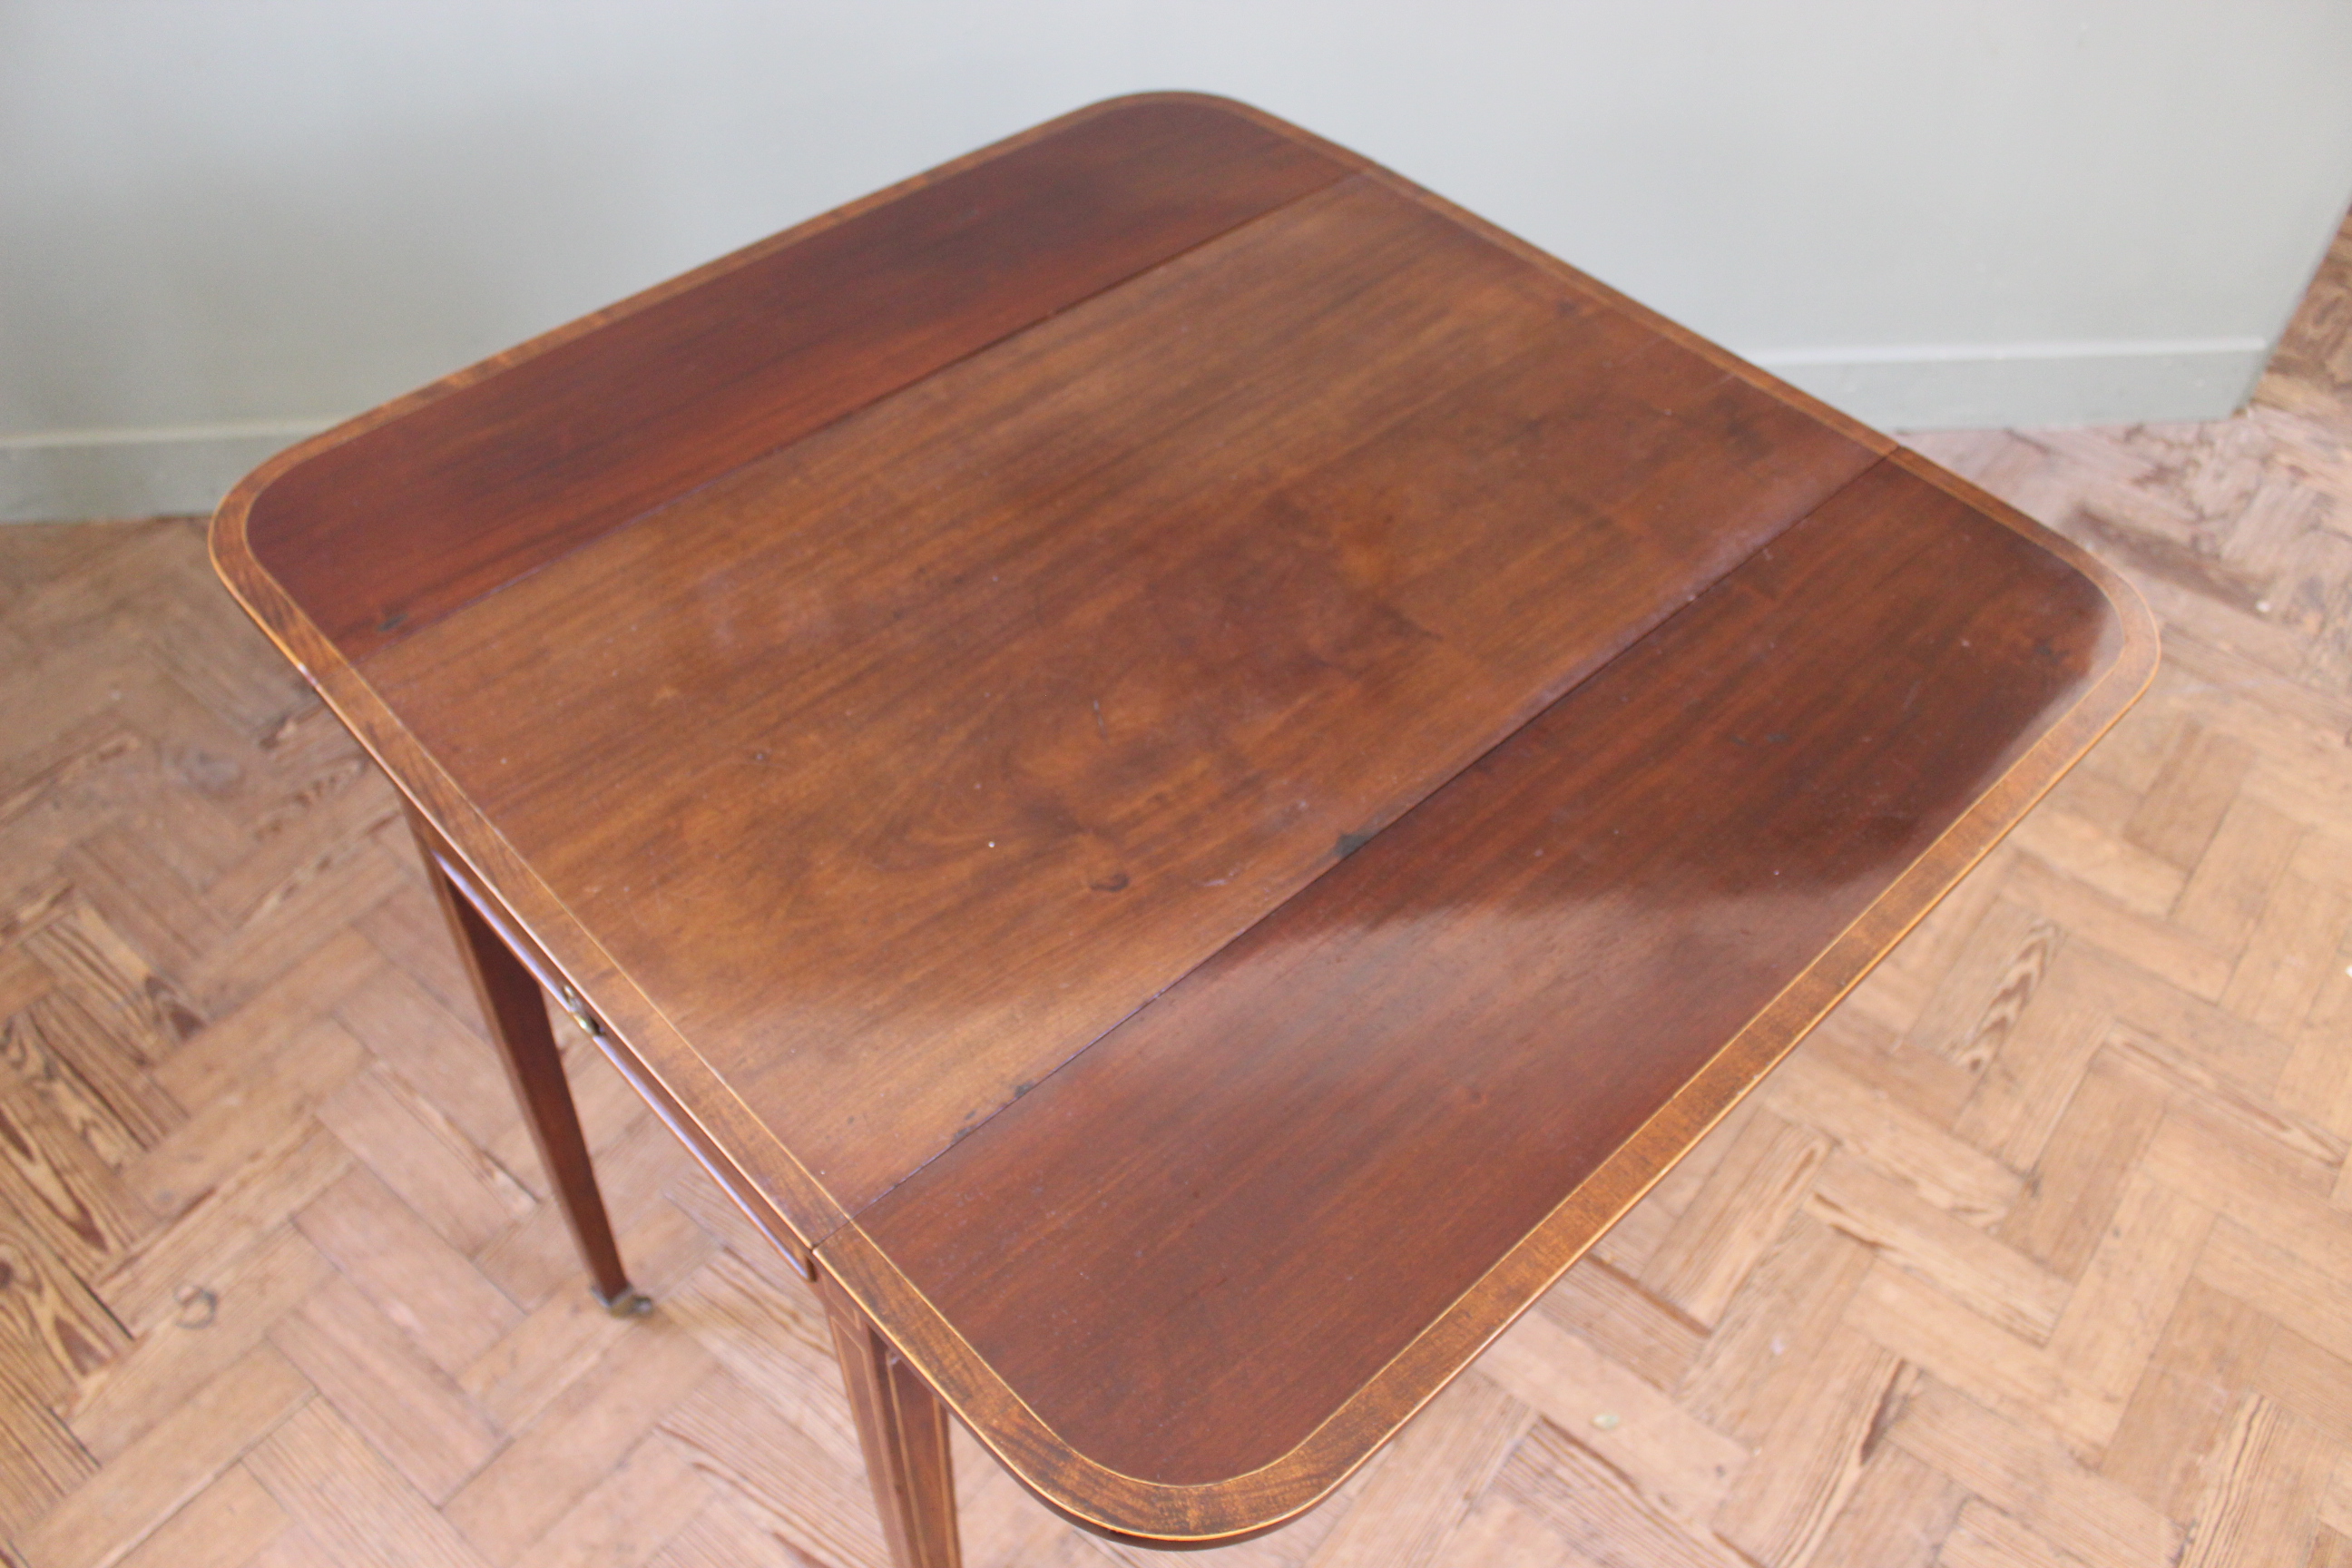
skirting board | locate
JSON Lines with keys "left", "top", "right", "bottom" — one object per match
{"left": 0, "top": 338, "right": 2273, "bottom": 523}
{"left": 1751, "top": 335, "right": 2273, "bottom": 433}
{"left": 1, "top": 421, "right": 334, "bottom": 524}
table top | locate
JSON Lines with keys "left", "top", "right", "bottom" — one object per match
{"left": 211, "top": 94, "right": 2155, "bottom": 1546}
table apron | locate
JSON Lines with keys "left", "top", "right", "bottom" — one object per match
{"left": 414, "top": 813, "right": 814, "bottom": 1277}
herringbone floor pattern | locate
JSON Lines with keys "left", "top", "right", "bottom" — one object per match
{"left": 5, "top": 211, "right": 2351, "bottom": 1568}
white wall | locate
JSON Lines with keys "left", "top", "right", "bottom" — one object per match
{"left": 5, "top": 0, "right": 2352, "bottom": 521}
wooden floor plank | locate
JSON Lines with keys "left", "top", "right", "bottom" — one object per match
{"left": 1902, "top": 896, "right": 2056, "bottom": 1065}
{"left": 0, "top": 1075, "right": 154, "bottom": 1281}
{"left": 1798, "top": 1446, "right": 1964, "bottom": 1568}
{"left": 639, "top": 1487, "right": 814, "bottom": 1568}
{"left": 2042, "top": 1171, "right": 2216, "bottom": 1426}
{"left": 66, "top": 1224, "right": 333, "bottom": 1462}
{"left": 127, "top": 1020, "right": 366, "bottom": 1220}
{"left": 443, "top": 1318, "right": 717, "bottom": 1566}
{"left": 1638, "top": 1110, "right": 1830, "bottom": 1328}
{"left": 1805, "top": 1148, "right": 2071, "bottom": 1344}
{"left": 314, "top": 1063, "right": 534, "bottom": 1257}
{"left": 244, "top": 1400, "right": 492, "bottom": 1568}
{"left": 1991, "top": 1054, "right": 2165, "bottom": 1279}
{"left": 1887, "top": 1377, "right": 2180, "bottom": 1568}
{"left": 1300, "top": 1374, "right": 1533, "bottom": 1568}
{"left": 1844, "top": 1260, "right": 2119, "bottom": 1455}
{"left": 1709, "top": 1332, "right": 1904, "bottom": 1566}
{"left": 1936, "top": 1499, "right": 2107, "bottom": 1568}
{"left": 654, "top": 1247, "right": 854, "bottom": 1457}
{"left": 5, "top": 990, "right": 183, "bottom": 1163}
{"left": 266, "top": 1272, "right": 504, "bottom": 1507}
{"left": 109, "top": 1467, "right": 290, "bottom": 1568}
{"left": 1478, "top": 1308, "right": 1745, "bottom": 1523}
{"left": 2173, "top": 793, "right": 2302, "bottom": 952}
{"left": 0, "top": 1214, "right": 130, "bottom": 1405}
{"left": 329, "top": 966, "right": 513, "bottom": 1160}
{"left": 2101, "top": 1276, "right": 2277, "bottom": 1521}
{"left": 292, "top": 1166, "right": 519, "bottom": 1377}
{"left": 2126, "top": 721, "right": 2256, "bottom": 871}
{"left": 149, "top": 929, "right": 378, "bottom": 1114}
{"left": 1676, "top": 1211, "right": 1874, "bottom": 1444}
{"left": 1759, "top": 1050, "right": 2021, "bottom": 1221}
{"left": 2180, "top": 1395, "right": 2339, "bottom": 1568}
{"left": 1495, "top": 1419, "right": 1749, "bottom": 1568}
{"left": 2198, "top": 1219, "right": 2352, "bottom": 1374}
{"left": 19, "top": 897, "right": 205, "bottom": 1073}
{"left": 1950, "top": 946, "right": 2116, "bottom": 1172}
{"left": 1534, "top": 1257, "right": 1706, "bottom": 1396}
{"left": 0, "top": 1383, "right": 97, "bottom": 1542}
{"left": 657, "top": 1370, "right": 892, "bottom": 1568}
{"left": 17, "top": 1343, "right": 310, "bottom": 1568}
{"left": 508, "top": 1431, "right": 713, "bottom": 1568}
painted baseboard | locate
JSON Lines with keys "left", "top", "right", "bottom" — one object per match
{"left": 0, "top": 336, "right": 2276, "bottom": 523}
{"left": 0, "top": 420, "right": 335, "bottom": 524}
{"left": 1749, "top": 336, "right": 2273, "bottom": 432}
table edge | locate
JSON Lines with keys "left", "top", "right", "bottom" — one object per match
{"left": 204, "top": 89, "right": 2161, "bottom": 1544}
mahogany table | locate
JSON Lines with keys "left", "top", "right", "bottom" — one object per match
{"left": 211, "top": 94, "right": 2154, "bottom": 1563}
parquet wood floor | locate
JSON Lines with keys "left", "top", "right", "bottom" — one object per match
{"left": 4, "top": 207, "right": 2350, "bottom": 1568}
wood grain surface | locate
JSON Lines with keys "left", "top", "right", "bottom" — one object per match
{"left": 205, "top": 93, "right": 2157, "bottom": 1548}
{"left": 358, "top": 171, "right": 1877, "bottom": 1216}
{"left": 854, "top": 458, "right": 2128, "bottom": 1491}
{"left": 240, "top": 96, "right": 1346, "bottom": 662}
